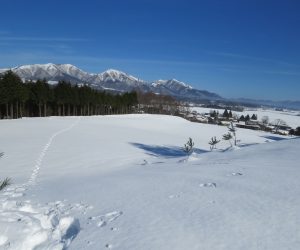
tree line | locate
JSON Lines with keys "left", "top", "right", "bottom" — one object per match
{"left": 0, "top": 71, "right": 138, "bottom": 119}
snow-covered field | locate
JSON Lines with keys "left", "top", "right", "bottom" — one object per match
{"left": 0, "top": 114, "right": 299, "bottom": 249}
{"left": 192, "top": 106, "right": 300, "bottom": 128}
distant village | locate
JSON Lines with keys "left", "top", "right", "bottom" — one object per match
{"left": 179, "top": 108, "right": 295, "bottom": 136}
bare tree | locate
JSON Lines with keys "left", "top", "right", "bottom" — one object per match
{"left": 272, "top": 119, "right": 286, "bottom": 133}
{"left": 261, "top": 116, "right": 269, "bottom": 125}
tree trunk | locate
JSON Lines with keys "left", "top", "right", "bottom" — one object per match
{"left": 38, "top": 102, "right": 42, "bottom": 117}
{"left": 10, "top": 103, "right": 14, "bottom": 119}
{"left": 20, "top": 103, "right": 23, "bottom": 118}
{"left": 68, "top": 104, "right": 71, "bottom": 116}
{"left": 44, "top": 103, "right": 47, "bottom": 117}
{"left": 16, "top": 101, "right": 19, "bottom": 118}
{"left": 6, "top": 103, "right": 9, "bottom": 118}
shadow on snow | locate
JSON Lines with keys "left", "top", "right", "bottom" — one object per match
{"left": 130, "top": 143, "right": 208, "bottom": 158}
{"left": 261, "top": 135, "right": 288, "bottom": 141}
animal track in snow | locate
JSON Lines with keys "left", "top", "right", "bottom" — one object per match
{"left": 88, "top": 211, "right": 123, "bottom": 228}
{"left": 28, "top": 118, "right": 81, "bottom": 186}
{"left": 199, "top": 182, "right": 217, "bottom": 188}
{"left": 231, "top": 172, "right": 243, "bottom": 176}
{"left": 168, "top": 193, "right": 182, "bottom": 199}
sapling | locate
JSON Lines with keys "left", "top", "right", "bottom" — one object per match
{"left": 209, "top": 136, "right": 220, "bottom": 151}
{"left": 183, "top": 137, "right": 194, "bottom": 155}
{"left": 222, "top": 132, "right": 233, "bottom": 147}
{"left": 228, "top": 122, "right": 237, "bottom": 146}
{"left": 0, "top": 152, "right": 11, "bottom": 192}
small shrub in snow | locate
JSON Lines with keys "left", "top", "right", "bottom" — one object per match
{"left": 183, "top": 137, "right": 194, "bottom": 155}
{"left": 228, "top": 122, "right": 237, "bottom": 146}
{"left": 0, "top": 152, "right": 11, "bottom": 192}
{"left": 222, "top": 132, "right": 233, "bottom": 147}
{"left": 209, "top": 136, "right": 220, "bottom": 151}
{"left": 0, "top": 178, "right": 11, "bottom": 191}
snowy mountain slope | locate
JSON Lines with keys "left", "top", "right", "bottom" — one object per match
{"left": 10, "top": 63, "right": 92, "bottom": 84}
{"left": 0, "top": 114, "right": 299, "bottom": 249}
{"left": 152, "top": 79, "right": 220, "bottom": 100}
{"left": 0, "top": 63, "right": 221, "bottom": 100}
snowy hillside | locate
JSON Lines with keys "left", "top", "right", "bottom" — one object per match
{"left": 0, "top": 63, "right": 221, "bottom": 101}
{"left": 0, "top": 114, "right": 299, "bottom": 249}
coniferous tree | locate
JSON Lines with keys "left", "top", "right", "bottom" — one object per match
{"left": 0, "top": 153, "right": 11, "bottom": 192}
{"left": 239, "top": 115, "right": 245, "bottom": 122}
{"left": 0, "top": 71, "right": 139, "bottom": 119}
{"left": 228, "top": 122, "right": 237, "bottom": 146}
{"left": 251, "top": 114, "right": 257, "bottom": 120}
{"left": 209, "top": 136, "right": 220, "bottom": 151}
{"left": 183, "top": 137, "right": 194, "bottom": 155}
{"left": 223, "top": 109, "right": 229, "bottom": 119}
{"left": 222, "top": 132, "right": 233, "bottom": 147}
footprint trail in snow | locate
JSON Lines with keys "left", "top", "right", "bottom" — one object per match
{"left": 0, "top": 118, "right": 122, "bottom": 249}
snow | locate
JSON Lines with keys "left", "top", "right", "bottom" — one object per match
{"left": 192, "top": 106, "right": 300, "bottom": 129}
{"left": 0, "top": 114, "right": 299, "bottom": 249}
{"left": 100, "top": 69, "right": 140, "bottom": 83}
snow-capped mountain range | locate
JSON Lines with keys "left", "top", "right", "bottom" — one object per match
{"left": 0, "top": 63, "right": 221, "bottom": 101}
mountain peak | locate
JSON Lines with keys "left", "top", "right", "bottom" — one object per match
{"left": 100, "top": 69, "right": 140, "bottom": 83}
{"left": 0, "top": 63, "right": 221, "bottom": 101}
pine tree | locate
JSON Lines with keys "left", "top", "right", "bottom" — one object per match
{"left": 209, "top": 136, "right": 220, "bottom": 151}
{"left": 239, "top": 115, "right": 245, "bottom": 122}
{"left": 0, "top": 153, "right": 11, "bottom": 192}
{"left": 228, "top": 122, "right": 237, "bottom": 146}
{"left": 222, "top": 132, "right": 233, "bottom": 147}
{"left": 223, "top": 109, "right": 229, "bottom": 119}
{"left": 0, "top": 178, "right": 11, "bottom": 191}
{"left": 251, "top": 114, "right": 257, "bottom": 120}
{"left": 183, "top": 137, "right": 194, "bottom": 155}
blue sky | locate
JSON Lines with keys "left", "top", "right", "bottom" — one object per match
{"left": 0, "top": 0, "right": 299, "bottom": 101}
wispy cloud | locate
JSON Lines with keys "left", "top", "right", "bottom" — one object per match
{"left": 0, "top": 36, "right": 89, "bottom": 42}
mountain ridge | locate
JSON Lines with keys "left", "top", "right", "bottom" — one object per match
{"left": 0, "top": 63, "right": 222, "bottom": 101}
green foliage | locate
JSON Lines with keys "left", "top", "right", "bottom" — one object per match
{"left": 0, "top": 153, "right": 11, "bottom": 192}
{"left": 251, "top": 114, "right": 257, "bottom": 120}
{"left": 209, "top": 136, "right": 220, "bottom": 151}
{"left": 222, "top": 132, "right": 233, "bottom": 147}
{"left": 228, "top": 122, "right": 237, "bottom": 146}
{"left": 223, "top": 109, "right": 229, "bottom": 119}
{"left": 0, "top": 71, "right": 138, "bottom": 118}
{"left": 183, "top": 137, "right": 194, "bottom": 155}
